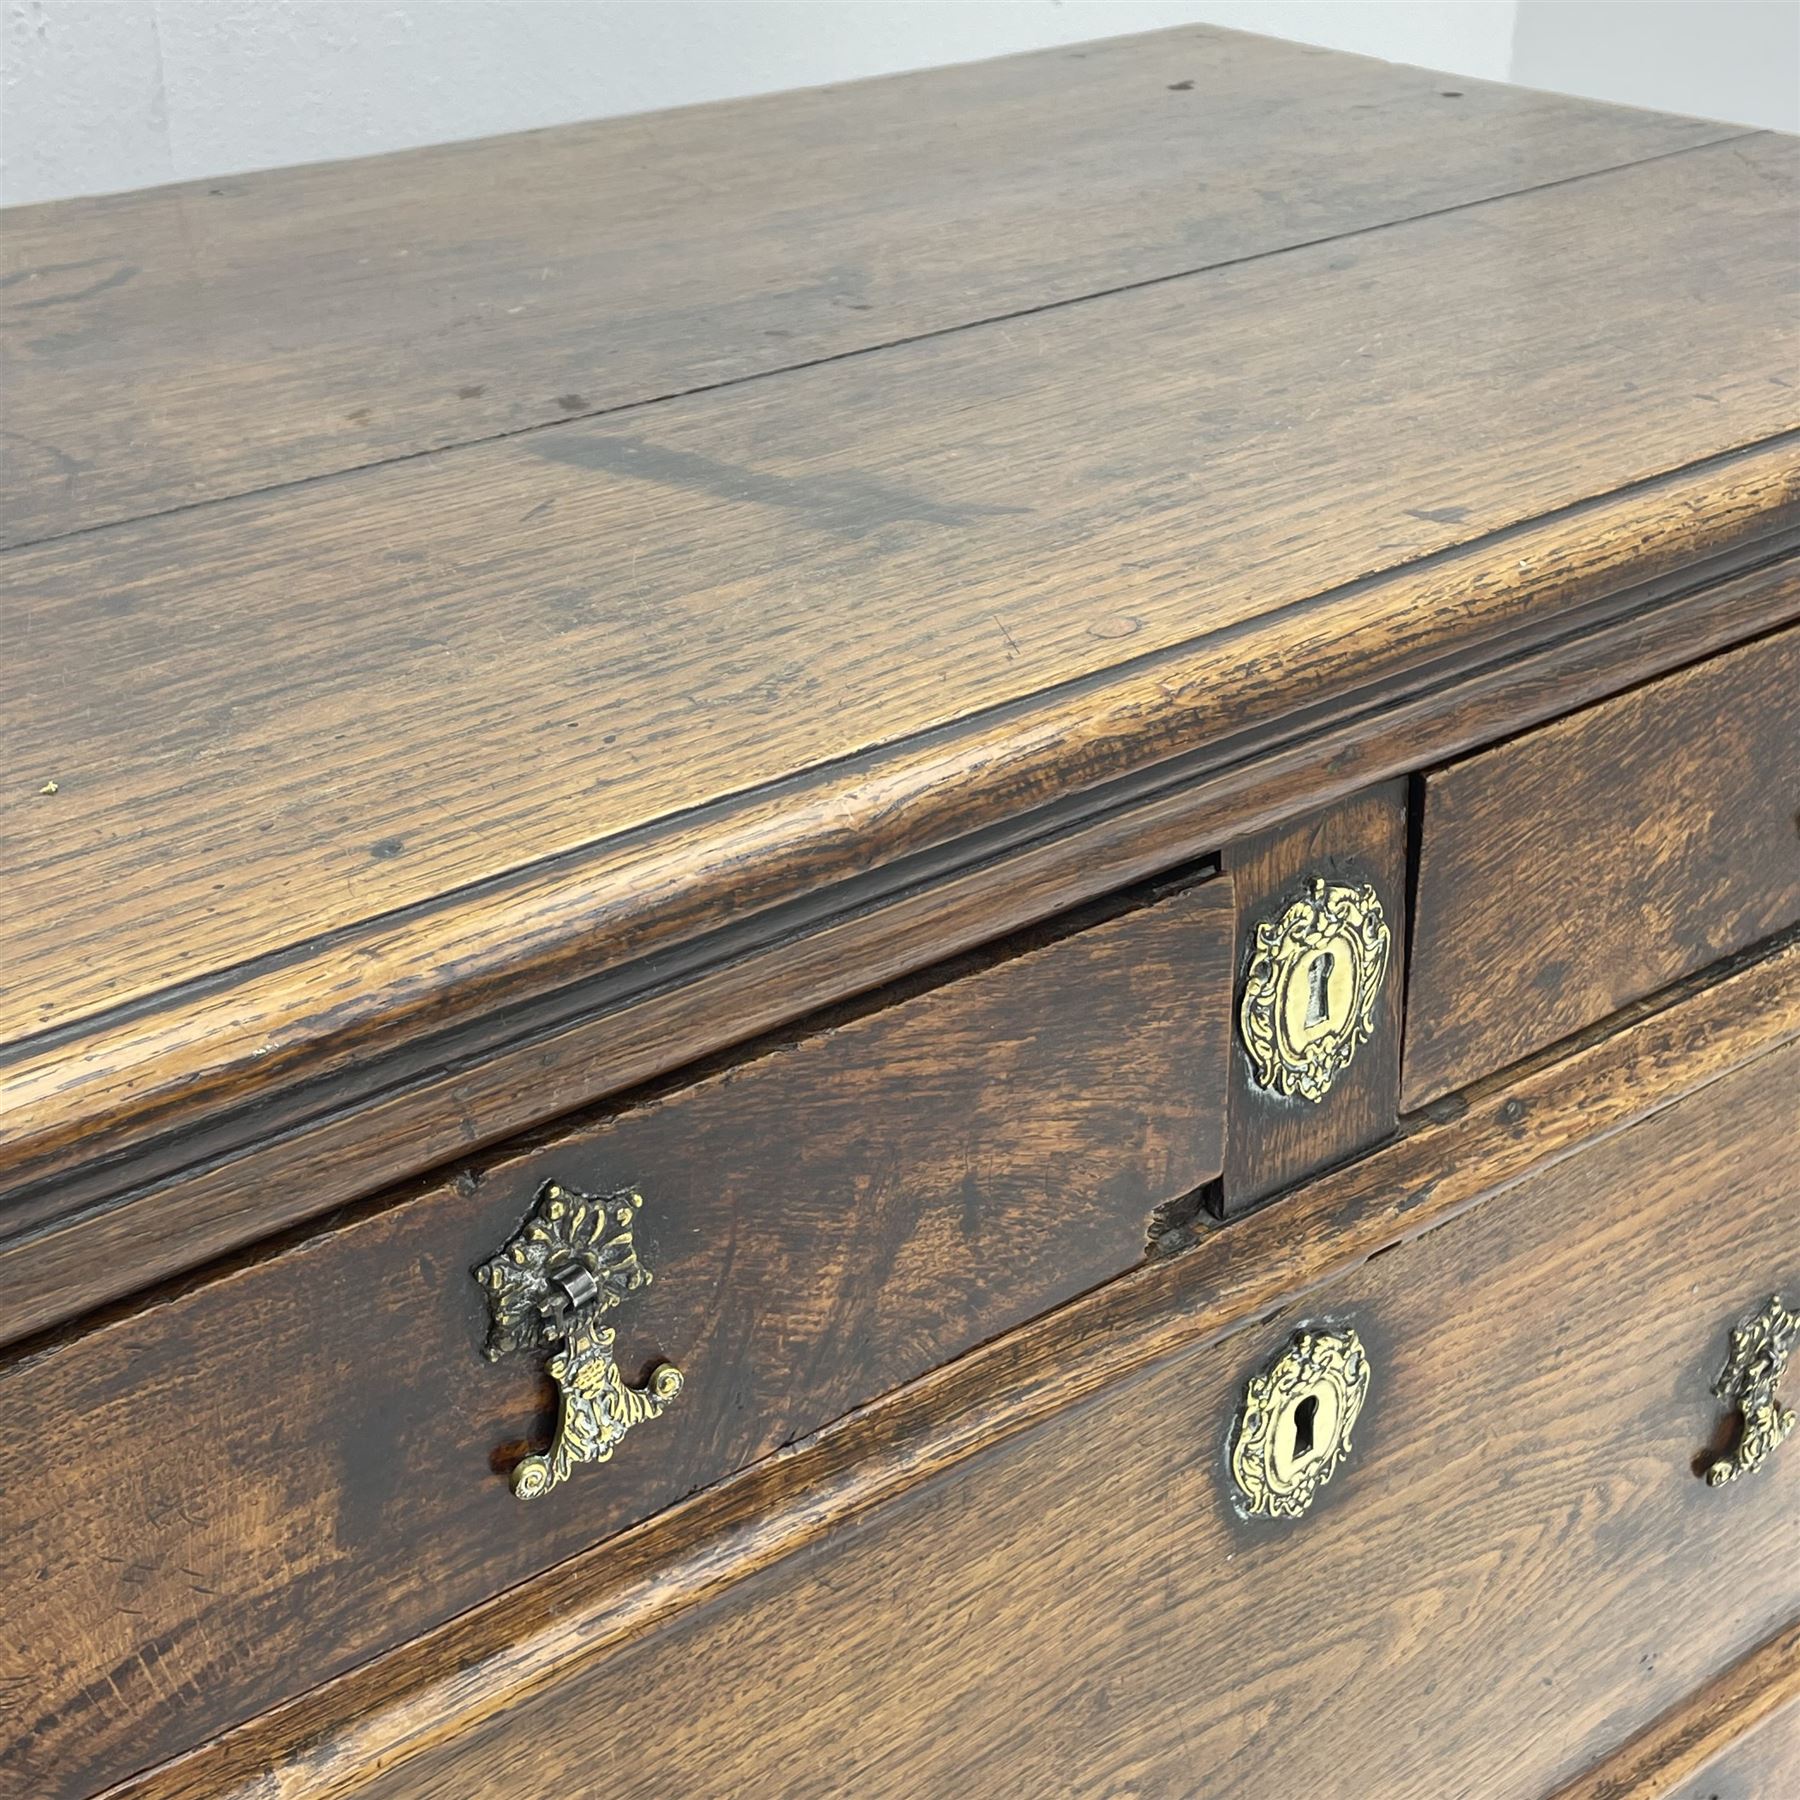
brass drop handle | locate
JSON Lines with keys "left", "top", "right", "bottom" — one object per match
{"left": 477, "top": 1181, "right": 684, "bottom": 1499}
{"left": 1706, "top": 1295, "right": 1796, "bottom": 1487}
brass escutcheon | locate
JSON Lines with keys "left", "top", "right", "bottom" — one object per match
{"left": 477, "top": 1180, "right": 684, "bottom": 1499}
{"left": 1239, "top": 879, "right": 1390, "bottom": 1104}
{"left": 1231, "top": 1326, "right": 1370, "bottom": 1520}
{"left": 1706, "top": 1294, "right": 1796, "bottom": 1487}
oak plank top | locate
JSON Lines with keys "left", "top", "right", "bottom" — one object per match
{"left": 0, "top": 25, "right": 1737, "bottom": 546}
{"left": 1, "top": 27, "right": 1797, "bottom": 1260}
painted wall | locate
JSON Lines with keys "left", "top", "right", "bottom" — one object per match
{"left": 0, "top": 1, "right": 1789, "bottom": 209}
{"left": 0, "top": 1, "right": 1516, "bottom": 205}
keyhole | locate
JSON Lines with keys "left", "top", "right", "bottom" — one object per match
{"left": 1292, "top": 1394, "right": 1319, "bottom": 1460}
{"left": 1304, "top": 952, "right": 1336, "bottom": 1029}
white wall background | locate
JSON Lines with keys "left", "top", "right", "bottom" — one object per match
{"left": 2, "top": 1, "right": 1795, "bottom": 208}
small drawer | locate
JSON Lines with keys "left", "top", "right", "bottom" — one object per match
{"left": 394, "top": 1038, "right": 1800, "bottom": 1798}
{"left": 1403, "top": 629, "right": 1799, "bottom": 1108}
{"left": 0, "top": 877, "right": 1232, "bottom": 1800}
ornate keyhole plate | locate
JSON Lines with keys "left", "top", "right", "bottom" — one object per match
{"left": 1239, "top": 879, "right": 1390, "bottom": 1104}
{"left": 1231, "top": 1326, "right": 1371, "bottom": 1520}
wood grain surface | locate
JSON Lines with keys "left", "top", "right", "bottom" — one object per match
{"left": 1405, "top": 628, "right": 1800, "bottom": 1106}
{"left": 1665, "top": 1699, "right": 1800, "bottom": 1800}
{"left": 2, "top": 120, "right": 1796, "bottom": 1310}
{"left": 0, "top": 27, "right": 1740, "bottom": 546}
{"left": 4, "top": 541, "right": 1794, "bottom": 1352}
{"left": 5, "top": 135, "right": 1793, "bottom": 1053}
{"left": 2, "top": 43, "right": 1794, "bottom": 1798}
{"left": 347, "top": 1038, "right": 1800, "bottom": 1800}
{"left": 1219, "top": 780, "right": 1406, "bottom": 1212}
{"left": 1549, "top": 1621, "right": 1800, "bottom": 1800}
{"left": 105, "top": 934, "right": 1800, "bottom": 1800}
{"left": 0, "top": 879, "right": 1230, "bottom": 1800}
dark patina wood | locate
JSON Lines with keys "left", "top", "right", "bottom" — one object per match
{"left": 1405, "top": 628, "right": 1800, "bottom": 1107}
{"left": 1217, "top": 780, "right": 1407, "bottom": 1214}
{"left": 1, "top": 31, "right": 1797, "bottom": 1799}
{"left": 3, "top": 544, "right": 1793, "bottom": 1351}
{"left": 345, "top": 1037, "right": 1800, "bottom": 1800}
{"left": 2, "top": 131, "right": 1795, "bottom": 1334}
{"left": 0, "top": 880, "right": 1229, "bottom": 1800}
{"left": 104, "top": 937, "right": 1800, "bottom": 1800}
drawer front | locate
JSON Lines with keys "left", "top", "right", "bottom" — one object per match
{"left": 1404, "top": 629, "right": 1799, "bottom": 1107}
{"left": 1220, "top": 779, "right": 1408, "bottom": 1212}
{"left": 382, "top": 1039, "right": 1800, "bottom": 1799}
{"left": 0, "top": 879, "right": 1231, "bottom": 1800}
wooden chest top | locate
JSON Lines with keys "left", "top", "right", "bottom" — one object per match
{"left": 2, "top": 25, "right": 1796, "bottom": 1333}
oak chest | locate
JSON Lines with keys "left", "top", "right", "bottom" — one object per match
{"left": 2, "top": 25, "right": 1797, "bottom": 1800}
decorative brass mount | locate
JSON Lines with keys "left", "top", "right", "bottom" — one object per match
{"left": 1706, "top": 1294, "right": 1796, "bottom": 1487}
{"left": 1239, "top": 879, "right": 1390, "bottom": 1104}
{"left": 1231, "top": 1325, "right": 1370, "bottom": 1520}
{"left": 477, "top": 1180, "right": 684, "bottom": 1500}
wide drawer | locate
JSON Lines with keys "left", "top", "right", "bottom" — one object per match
{"left": 1403, "top": 628, "right": 1799, "bottom": 1108}
{"left": 0, "top": 877, "right": 1231, "bottom": 1800}
{"left": 379, "top": 1039, "right": 1800, "bottom": 1798}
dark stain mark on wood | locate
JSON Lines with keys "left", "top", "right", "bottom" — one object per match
{"left": 0, "top": 426, "right": 88, "bottom": 478}
{"left": 10, "top": 263, "right": 140, "bottom": 310}
{"left": 531, "top": 431, "right": 1032, "bottom": 537}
